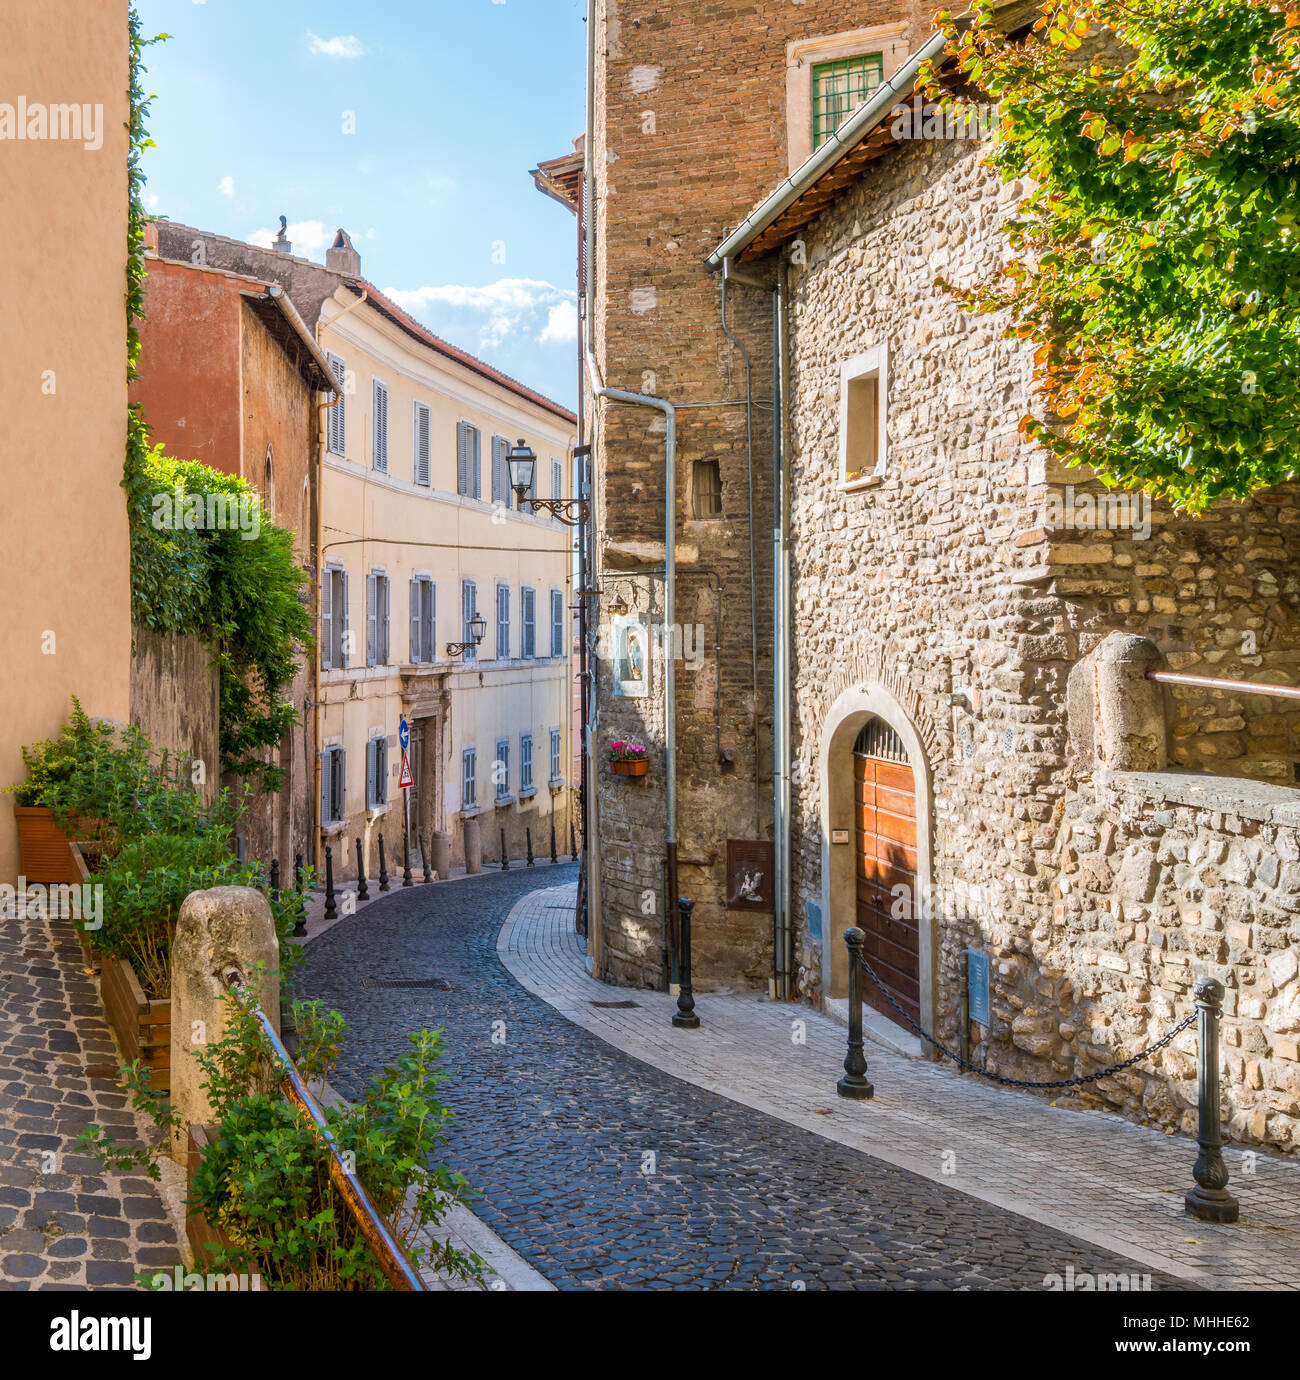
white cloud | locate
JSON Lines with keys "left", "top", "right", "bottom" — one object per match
{"left": 383, "top": 278, "right": 577, "bottom": 354}
{"left": 144, "top": 191, "right": 161, "bottom": 212}
{"left": 308, "top": 32, "right": 366, "bottom": 59}
{"left": 539, "top": 300, "right": 578, "bottom": 346}
{"left": 246, "top": 219, "right": 332, "bottom": 261}
{"left": 218, "top": 175, "right": 236, "bottom": 198}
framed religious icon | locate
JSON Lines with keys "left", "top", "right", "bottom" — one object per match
{"left": 613, "top": 613, "right": 650, "bottom": 698}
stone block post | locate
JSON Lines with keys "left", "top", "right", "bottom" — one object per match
{"left": 169, "top": 886, "right": 280, "bottom": 1164}
{"left": 1067, "top": 631, "right": 1167, "bottom": 772}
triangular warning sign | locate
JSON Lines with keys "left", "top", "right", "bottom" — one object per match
{"left": 398, "top": 750, "right": 414, "bottom": 789}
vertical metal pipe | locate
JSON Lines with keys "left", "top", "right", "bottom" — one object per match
{"left": 837, "top": 928, "right": 873, "bottom": 1099}
{"left": 672, "top": 897, "right": 700, "bottom": 1029}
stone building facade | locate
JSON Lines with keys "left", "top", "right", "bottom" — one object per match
{"left": 725, "top": 44, "right": 1300, "bottom": 1150}
{"left": 560, "top": 0, "right": 935, "bottom": 992}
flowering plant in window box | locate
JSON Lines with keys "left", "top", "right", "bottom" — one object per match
{"left": 608, "top": 741, "right": 649, "bottom": 776}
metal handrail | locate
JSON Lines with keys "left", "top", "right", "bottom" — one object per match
{"left": 1147, "top": 670, "right": 1300, "bottom": 701}
{"left": 220, "top": 968, "right": 425, "bottom": 1291}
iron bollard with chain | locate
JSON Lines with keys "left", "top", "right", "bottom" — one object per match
{"left": 526, "top": 827, "right": 535, "bottom": 867}
{"left": 1185, "top": 977, "right": 1239, "bottom": 1223}
{"left": 501, "top": 828, "right": 509, "bottom": 870}
{"left": 355, "top": 838, "right": 369, "bottom": 902}
{"left": 323, "top": 845, "right": 337, "bottom": 921}
{"left": 672, "top": 897, "right": 700, "bottom": 1029}
{"left": 377, "top": 834, "right": 390, "bottom": 891}
{"left": 837, "top": 928, "right": 874, "bottom": 1100}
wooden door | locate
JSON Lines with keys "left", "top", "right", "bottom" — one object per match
{"left": 853, "top": 719, "right": 920, "bottom": 1028}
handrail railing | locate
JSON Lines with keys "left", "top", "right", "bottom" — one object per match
{"left": 220, "top": 968, "right": 425, "bottom": 1291}
{"left": 1147, "top": 670, "right": 1300, "bottom": 701}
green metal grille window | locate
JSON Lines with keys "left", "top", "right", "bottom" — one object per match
{"left": 812, "top": 54, "right": 885, "bottom": 149}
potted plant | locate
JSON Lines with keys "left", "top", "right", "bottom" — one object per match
{"left": 608, "top": 741, "right": 650, "bottom": 777}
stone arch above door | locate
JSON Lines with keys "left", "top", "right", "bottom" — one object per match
{"left": 817, "top": 683, "right": 937, "bottom": 1047}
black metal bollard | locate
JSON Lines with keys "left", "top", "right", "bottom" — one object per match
{"left": 378, "top": 834, "right": 390, "bottom": 892}
{"left": 672, "top": 897, "right": 701, "bottom": 1029}
{"left": 837, "top": 928, "right": 874, "bottom": 1100}
{"left": 500, "top": 828, "right": 509, "bottom": 870}
{"left": 402, "top": 802, "right": 413, "bottom": 887}
{"left": 550, "top": 818, "right": 558, "bottom": 865}
{"left": 420, "top": 832, "right": 433, "bottom": 884}
{"left": 323, "top": 846, "right": 337, "bottom": 921}
{"left": 526, "top": 827, "right": 535, "bottom": 867}
{"left": 1185, "top": 977, "right": 1239, "bottom": 1223}
{"left": 293, "top": 852, "right": 307, "bottom": 937}
{"left": 570, "top": 819, "right": 578, "bottom": 863}
{"left": 355, "top": 838, "right": 369, "bottom": 901}
{"left": 270, "top": 858, "right": 281, "bottom": 904}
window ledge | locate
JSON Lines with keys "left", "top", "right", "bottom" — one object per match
{"left": 840, "top": 473, "right": 884, "bottom": 493}
{"left": 494, "top": 794, "right": 516, "bottom": 808}
{"left": 460, "top": 805, "right": 480, "bottom": 819}
{"left": 366, "top": 802, "right": 393, "bottom": 820}
{"left": 518, "top": 787, "right": 538, "bottom": 801}
{"left": 320, "top": 821, "right": 347, "bottom": 838}
{"left": 549, "top": 777, "right": 566, "bottom": 792}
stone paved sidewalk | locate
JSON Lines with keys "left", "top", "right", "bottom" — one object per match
{"left": 500, "top": 884, "right": 1300, "bottom": 1291}
{"left": 0, "top": 909, "right": 183, "bottom": 1289}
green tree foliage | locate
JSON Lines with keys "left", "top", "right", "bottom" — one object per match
{"left": 933, "top": 1, "right": 1300, "bottom": 510}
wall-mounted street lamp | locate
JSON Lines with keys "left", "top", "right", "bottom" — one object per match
{"left": 508, "top": 439, "right": 590, "bottom": 528}
{"left": 446, "top": 612, "right": 487, "bottom": 660}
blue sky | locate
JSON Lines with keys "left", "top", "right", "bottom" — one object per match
{"left": 134, "top": 0, "right": 586, "bottom": 407}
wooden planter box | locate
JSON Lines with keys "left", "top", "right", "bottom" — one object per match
{"left": 611, "top": 758, "right": 649, "bottom": 777}
{"left": 69, "top": 841, "right": 113, "bottom": 972}
{"left": 100, "top": 953, "right": 170, "bottom": 1094}
{"left": 14, "top": 805, "right": 82, "bottom": 884}
{"left": 186, "top": 1124, "right": 237, "bottom": 1264}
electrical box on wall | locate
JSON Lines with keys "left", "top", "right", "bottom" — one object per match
{"left": 725, "top": 839, "right": 773, "bottom": 913}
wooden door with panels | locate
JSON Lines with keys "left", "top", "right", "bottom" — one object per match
{"left": 853, "top": 717, "right": 920, "bottom": 1028}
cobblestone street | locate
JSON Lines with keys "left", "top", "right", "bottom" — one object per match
{"left": 296, "top": 867, "right": 1186, "bottom": 1291}
{"left": 0, "top": 911, "right": 183, "bottom": 1289}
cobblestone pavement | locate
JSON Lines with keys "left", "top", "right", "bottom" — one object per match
{"left": 0, "top": 909, "right": 183, "bottom": 1289}
{"left": 296, "top": 867, "right": 1184, "bottom": 1291}
{"left": 503, "top": 885, "right": 1300, "bottom": 1291}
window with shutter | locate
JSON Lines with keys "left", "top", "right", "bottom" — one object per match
{"left": 380, "top": 575, "right": 390, "bottom": 664}
{"left": 551, "top": 458, "right": 563, "bottom": 501}
{"left": 366, "top": 573, "right": 378, "bottom": 667}
{"left": 373, "top": 380, "right": 388, "bottom": 472}
{"left": 462, "top": 580, "right": 478, "bottom": 662}
{"left": 550, "top": 589, "right": 564, "bottom": 658}
{"left": 492, "top": 436, "right": 510, "bottom": 508}
{"left": 521, "top": 587, "right": 535, "bottom": 658}
{"left": 471, "top": 426, "right": 482, "bottom": 499}
{"left": 322, "top": 564, "right": 334, "bottom": 670}
{"left": 550, "top": 728, "right": 562, "bottom": 783}
{"left": 366, "top": 738, "right": 376, "bottom": 807}
{"left": 521, "top": 734, "right": 533, "bottom": 792}
{"left": 327, "top": 354, "right": 347, "bottom": 457}
{"left": 409, "top": 577, "right": 420, "bottom": 663}
{"left": 334, "top": 748, "right": 346, "bottom": 823}
{"left": 423, "top": 581, "right": 435, "bottom": 662}
{"left": 322, "top": 746, "right": 346, "bottom": 824}
{"left": 462, "top": 748, "right": 477, "bottom": 809}
{"left": 414, "top": 402, "right": 431, "bottom": 486}
{"left": 496, "top": 583, "right": 510, "bottom": 659}
{"left": 340, "top": 569, "right": 351, "bottom": 668}
{"left": 456, "top": 421, "right": 468, "bottom": 495}
{"left": 495, "top": 738, "right": 510, "bottom": 799}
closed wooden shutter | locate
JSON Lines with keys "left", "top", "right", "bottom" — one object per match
{"left": 414, "top": 402, "right": 431, "bottom": 486}
{"left": 328, "top": 355, "right": 347, "bottom": 456}
{"left": 322, "top": 565, "right": 334, "bottom": 670}
{"left": 373, "top": 381, "right": 388, "bottom": 472}
{"left": 496, "top": 583, "right": 510, "bottom": 658}
{"left": 423, "top": 582, "right": 435, "bottom": 662}
{"left": 462, "top": 581, "right": 476, "bottom": 661}
{"left": 366, "top": 739, "right": 377, "bottom": 807}
{"left": 341, "top": 570, "right": 350, "bottom": 668}
{"left": 320, "top": 750, "right": 330, "bottom": 822}
{"left": 552, "top": 458, "right": 563, "bottom": 501}
{"left": 410, "top": 577, "right": 421, "bottom": 663}
{"left": 456, "top": 421, "right": 468, "bottom": 495}
{"left": 366, "top": 573, "right": 377, "bottom": 667}
{"left": 551, "top": 589, "right": 563, "bottom": 657}
{"left": 380, "top": 576, "right": 390, "bottom": 663}
{"left": 491, "top": 436, "right": 507, "bottom": 506}
{"left": 521, "top": 734, "right": 533, "bottom": 791}
{"left": 522, "top": 587, "right": 535, "bottom": 658}
{"left": 471, "top": 427, "right": 482, "bottom": 499}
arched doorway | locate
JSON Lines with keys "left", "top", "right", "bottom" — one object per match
{"left": 818, "top": 685, "right": 935, "bottom": 1045}
{"left": 853, "top": 718, "right": 919, "bottom": 1027}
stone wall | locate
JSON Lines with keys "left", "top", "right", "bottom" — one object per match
{"left": 129, "top": 626, "right": 220, "bottom": 804}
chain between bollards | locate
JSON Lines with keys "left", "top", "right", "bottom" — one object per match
{"left": 672, "top": 896, "right": 700, "bottom": 1029}
{"left": 1186, "top": 977, "right": 1239, "bottom": 1223}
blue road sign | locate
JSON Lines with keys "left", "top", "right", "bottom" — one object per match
{"left": 399, "top": 717, "right": 410, "bottom": 752}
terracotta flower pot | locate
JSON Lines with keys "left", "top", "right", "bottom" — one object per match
{"left": 611, "top": 758, "right": 649, "bottom": 777}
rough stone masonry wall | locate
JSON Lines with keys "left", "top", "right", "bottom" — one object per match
{"left": 590, "top": 0, "right": 929, "bottom": 989}
{"left": 1055, "top": 772, "right": 1300, "bottom": 1152}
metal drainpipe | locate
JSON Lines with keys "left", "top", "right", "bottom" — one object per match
{"left": 586, "top": 0, "right": 681, "bottom": 963}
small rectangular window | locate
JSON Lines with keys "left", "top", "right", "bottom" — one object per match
{"left": 521, "top": 587, "right": 536, "bottom": 659}
{"left": 812, "top": 54, "right": 884, "bottom": 149}
{"left": 414, "top": 402, "right": 431, "bottom": 486}
{"left": 409, "top": 577, "right": 435, "bottom": 663}
{"left": 373, "top": 380, "right": 388, "bottom": 472}
{"left": 322, "top": 566, "right": 349, "bottom": 669}
{"left": 322, "top": 745, "right": 346, "bottom": 824}
{"left": 367, "top": 736, "right": 388, "bottom": 808}
{"left": 550, "top": 728, "right": 562, "bottom": 784}
{"left": 496, "top": 582, "right": 511, "bottom": 659}
{"left": 462, "top": 580, "right": 478, "bottom": 662}
{"left": 457, "top": 423, "right": 482, "bottom": 498}
{"left": 462, "top": 747, "right": 477, "bottom": 810}
{"left": 551, "top": 458, "right": 563, "bottom": 502}
{"left": 367, "top": 572, "right": 390, "bottom": 667}
{"left": 840, "top": 346, "right": 888, "bottom": 486}
{"left": 520, "top": 734, "right": 533, "bottom": 792}
{"left": 692, "top": 459, "right": 723, "bottom": 518}
{"left": 492, "top": 435, "right": 511, "bottom": 509}
{"left": 495, "top": 738, "right": 510, "bottom": 799}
